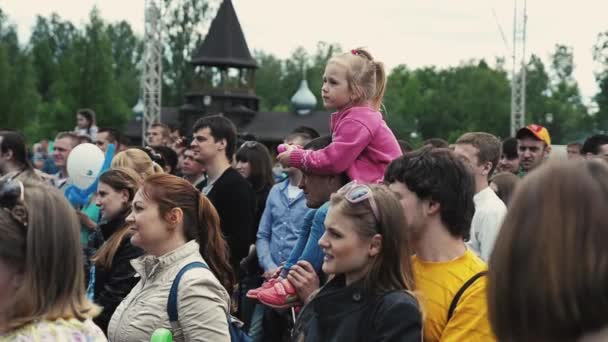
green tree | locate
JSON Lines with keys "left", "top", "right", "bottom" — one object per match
{"left": 75, "top": 8, "right": 130, "bottom": 128}
{"left": 254, "top": 42, "right": 340, "bottom": 112}
{"left": 593, "top": 31, "right": 608, "bottom": 132}
{"left": 29, "top": 14, "right": 78, "bottom": 101}
{"left": 107, "top": 21, "right": 143, "bottom": 110}
{"left": 524, "top": 54, "right": 550, "bottom": 126}
{"left": 545, "top": 44, "right": 589, "bottom": 142}
{"left": 254, "top": 50, "right": 284, "bottom": 111}
{"left": 384, "top": 60, "right": 510, "bottom": 143}
{"left": 0, "top": 9, "right": 40, "bottom": 135}
{"left": 162, "top": 0, "right": 211, "bottom": 106}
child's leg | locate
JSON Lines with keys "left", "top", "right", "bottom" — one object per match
{"left": 256, "top": 205, "right": 330, "bottom": 309}
{"left": 280, "top": 209, "right": 317, "bottom": 277}
{"left": 289, "top": 203, "right": 329, "bottom": 274}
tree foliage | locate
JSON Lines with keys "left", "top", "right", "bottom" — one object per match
{"left": 0, "top": 3, "right": 604, "bottom": 145}
{"left": 0, "top": 7, "right": 142, "bottom": 141}
{"left": 161, "top": 0, "right": 211, "bottom": 106}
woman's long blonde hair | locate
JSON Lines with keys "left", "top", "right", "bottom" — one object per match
{"left": 111, "top": 148, "right": 164, "bottom": 179}
{"left": 0, "top": 181, "right": 99, "bottom": 331}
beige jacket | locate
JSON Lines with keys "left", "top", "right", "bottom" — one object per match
{"left": 107, "top": 240, "right": 231, "bottom": 342}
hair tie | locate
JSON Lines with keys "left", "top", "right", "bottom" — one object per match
{"left": 351, "top": 49, "right": 358, "bottom": 56}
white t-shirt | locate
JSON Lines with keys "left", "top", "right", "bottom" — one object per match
{"left": 467, "top": 186, "right": 507, "bottom": 262}
{"left": 287, "top": 184, "right": 302, "bottom": 200}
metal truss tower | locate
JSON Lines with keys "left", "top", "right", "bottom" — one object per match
{"left": 142, "top": 0, "right": 163, "bottom": 144}
{"left": 510, "top": 0, "right": 528, "bottom": 136}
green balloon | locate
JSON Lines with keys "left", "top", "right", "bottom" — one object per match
{"left": 150, "top": 328, "right": 172, "bottom": 342}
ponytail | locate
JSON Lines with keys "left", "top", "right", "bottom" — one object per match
{"left": 338, "top": 48, "right": 387, "bottom": 112}
{"left": 197, "top": 194, "right": 235, "bottom": 294}
{"left": 140, "top": 174, "right": 235, "bottom": 294}
{"left": 371, "top": 60, "right": 386, "bottom": 112}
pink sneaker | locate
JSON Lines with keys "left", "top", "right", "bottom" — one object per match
{"left": 257, "top": 278, "right": 302, "bottom": 309}
{"left": 246, "top": 278, "right": 279, "bottom": 299}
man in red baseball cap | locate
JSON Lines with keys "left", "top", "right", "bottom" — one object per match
{"left": 515, "top": 124, "right": 551, "bottom": 176}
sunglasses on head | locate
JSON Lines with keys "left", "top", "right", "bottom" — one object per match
{"left": 240, "top": 141, "right": 259, "bottom": 149}
{"left": 337, "top": 181, "right": 379, "bottom": 222}
{"left": 0, "top": 178, "right": 28, "bottom": 228}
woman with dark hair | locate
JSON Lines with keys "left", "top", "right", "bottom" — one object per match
{"left": 74, "top": 108, "right": 99, "bottom": 140}
{"left": 234, "top": 141, "right": 275, "bottom": 330}
{"left": 87, "top": 168, "right": 145, "bottom": 333}
{"left": 108, "top": 174, "right": 234, "bottom": 342}
{"left": 489, "top": 160, "right": 608, "bottom": 342}
{"left": 292, "top": 183, "right": 422, "bottom": 341}
{"left": 234, "top": 141, "right": 275, "bottom": 230}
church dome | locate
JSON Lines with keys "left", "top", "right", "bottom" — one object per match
{"left": 291, "top": 80, "right": 317, "bottom": 115}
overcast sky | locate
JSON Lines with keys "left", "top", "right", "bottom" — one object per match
{"left": 3, "top": 0, "right": 607, "bottom": 104}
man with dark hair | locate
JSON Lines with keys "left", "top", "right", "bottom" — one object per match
{"left": 290, "top": 126, "right": 320, "bottom": 140}
{"left": 152, "top": 145, "right": 178, "bottom": 175}
{"left": 0, "top": 131, "right": 42, "bottom": 182}
{"left": 454, "top": 132, "right": 506, "bottom": 261}
{"left": 385, "top": 147, "right": 494, "bottom": 342}
{"left": 581, "top": 134, "right": 608, "bottom": 163}
{"left": 190, "top": 115, "right": 256, "bottom": 271}
{"left": 53, "top": 132, "right": 80, "bottom": 190}
{"left": 96, "top": 128, "right": 123, "bottom": 152}
{"left": 146, "top": 122, "right": 171, "bottom": 147}
{"left": 423, "top": 137, "right": 450, "bottom": 149}
{"left": 398, "top": 139, "right": 413, "bottom": 154}
{"left": 566, "top": 142, "right": 583, "bottom": 160}
{"left": 497, "top": 137, "right": 520, "bottom": 174}
{"left": 516, "top": 124, "right": 551, "bottom": 176}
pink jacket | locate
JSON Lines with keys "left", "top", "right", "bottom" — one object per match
{"left": 288, "top": 106, "right": 401, "bottom": 183}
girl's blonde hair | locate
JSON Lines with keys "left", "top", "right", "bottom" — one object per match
{"left": 111, "top": 148, "right": 164, "bottom": 179}
{"left": 329, "top": 47, "right": 387, "bottom": 111}
{"left": 0, "top": 181, "right": 100, "bottom": 330}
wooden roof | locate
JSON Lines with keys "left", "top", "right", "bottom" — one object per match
{"left": 190, "top": 0, "right": 257, "bottom": 69}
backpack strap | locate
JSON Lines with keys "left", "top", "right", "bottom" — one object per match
{"left": 167, "top": 261, "right": 208, "bottom": 322}
{"left": 446, "top": 271, "right": 487, "bottom": 322}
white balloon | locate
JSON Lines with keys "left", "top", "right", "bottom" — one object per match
{"left": 67, "top": 143, "right": 105, "bottom": 189}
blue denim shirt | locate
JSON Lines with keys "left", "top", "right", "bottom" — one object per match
{"left": 256, "top": 179, "right": 311, "bottom": 272}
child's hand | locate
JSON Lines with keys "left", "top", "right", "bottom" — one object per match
{"left": 277, "top": 150, "right": 292, "bottom": 168}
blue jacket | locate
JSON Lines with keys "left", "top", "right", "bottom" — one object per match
{"left": 256, "top": 179, "right": 311, "bottom": 271}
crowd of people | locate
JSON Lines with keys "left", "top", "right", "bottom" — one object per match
{"left": 1, "top": 47, "right": 608, "bottom": 342}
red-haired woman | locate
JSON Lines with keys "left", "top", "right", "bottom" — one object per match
{"left": 108, "top": 174, "right": 234, "bottom": 342}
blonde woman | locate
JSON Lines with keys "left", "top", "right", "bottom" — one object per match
{"left": 111, "top": 148, "right": 164, "bottom": 179}
{"left": 0, "top": 179, "right": 106, "bottom": 340}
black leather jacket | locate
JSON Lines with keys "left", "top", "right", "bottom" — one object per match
{"left": 292, "top": 275, "right": 422, "bottom": 342}
{"left": 90, "top": 210, "right": 144, "bottom": 333}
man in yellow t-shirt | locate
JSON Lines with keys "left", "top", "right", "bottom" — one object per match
{"left": 386, "top": 147, "right": 495, "bottom": 342}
